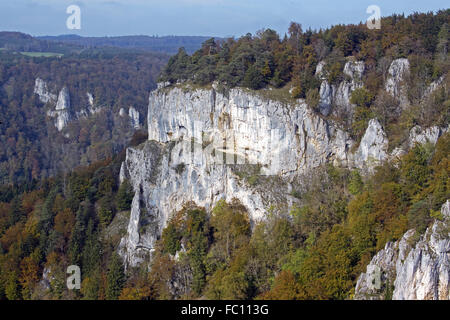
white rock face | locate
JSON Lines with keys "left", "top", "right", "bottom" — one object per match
{"left": 119, "top": 86, "right": 403, "bottom": 266}
{"left": 34, "top": 78, "right": 57, "bottom": 104}
{"left": 315, "top": 60, "right": 365, "bottom": 117}
{"left": 55, "top": 87, "right": 70, "bottom": 111}
{"left": 76, "top": 93, "right": 105, "bottom": 120}
{"left": 157, "top": 81, "right": 171, "bottom": 89}
{"left": 148, "top": 87, "right": 355, "bottom": 175}
{"left": 354, "top": 119, "right": 389, "bottom": 169}
{"left": 128, "top": 107, "right": 140, "bottom": 129}
{"left": 424, "top": 76, "right": 445, "bottom": 98}
{"left": 344, "top": 60, "right": 365, "bottom": 80}
{"left": 333, "top": 61, "right": 364, "bottom": 115}
{"left": 35, "top": 78, "right": 72, "bottom": 131}
{"left": 87, "top": 92, "right": 94, "bottom": 107}
{"left": 388, "top": 124, "right": 447, "bottom": 161}
{"left": 409, "top": 125, "right": 445, "bottom": 147}
{"left": 390, "top": 147, "right": 407, "bottom": 161}
{"left": 47, "top": 87, "right": 71, "bottom": 132}
{"left": 318, "top": 80, "right": 333, "bottom": 116}
{"left": 118, "top": 140, "right": 269, "bottom": 267}
{"left": 355, "top": 200, "right": 450, "bottom": 300}
{"left": 38, "top": 267, "right": 53, "bottom": 292}
{"left": 385, "top": 58, "right": 410, "bottom": 105}
{"left": 35, "top": 78, "right": 107, "bottom": 131}
{"left": 315, "top": 61, "right": 327, "bottom": 80}
{"left": 87, "top": 92, "right": 103, "bottom": 115}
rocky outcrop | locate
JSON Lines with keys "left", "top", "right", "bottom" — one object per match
{"left": 424, "top": 76, "right": 445, "bottom": 98}
{"left": 318, "top": 81, "right": 333, "bottom": 116}
{"left": 147, "top": 86, "right": 355, "bottom": 175}
{"left": 315, "top": 61, "right": 326, "bottom": 80}
{"left": 128, "top": 107, "right": 140, "bottom": 129}
{"left": 47, "top": 87, "right": 72, "bottom": 132}
{"left": 388, "top": 124, "right": 448, "bottom": 162}
{"left": 353, "top": 119, "right": 389, "bottom": 170}
{"left": 157, "top": 81, "right": 171, "bottom": 90}
{"left": 87, "top": 92, "right": 94, "bottom": 107}
{"left": 334, "top": 60, "right": 365, "bottom": 113}
{"left": 119, "top": 85, "right": 399, "bottom": 267}
{"left": 86, "top": 92, "right": 101, "bottom": 114}
{"left": 315, "top": 61, "right": 332, "bottom": 116}
{"left": 118, "top": 139, "right": 271, "bottom": 266}
{"left": 409, "top": 125, "right": 446, "bottom": 147}
{"left": 354, "top": 200, "right": 450, "bottom": 300}
{"left": 315, "top": 60, "right": 364, "bottom": 117}
{"left": 34, "top": 78, "right": 57, "bottom": 104}
{"left": 39, "top": 267, "right": 53, "bottom": 291}
{"left": 118, "top": 57, "right": 446, "bottom": 268}
{"left": 75, "top": 93, "right": 105, "bottom": 120}
{"left": 35, "top": 78, "right": 110, "bottom": 131}
{"left": 385, "top": 58, "right": 410, "bottom": 106}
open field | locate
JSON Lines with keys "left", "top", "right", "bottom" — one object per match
{"left": 20, "top": 51, "right": 63, "bottom": 57}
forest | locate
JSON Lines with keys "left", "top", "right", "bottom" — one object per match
{"left": 0, "top": 45, "right": 168, "bottom": 186}
{"left": 159, "top": 10, "right": 449, "bottom": 94}
{"left": 0, "top": 10, "right": 449, "bottom": 300}
{"left": 0, "top": 32, "right": 210, "bottom": 55}
{"left": 37, "top": 35, "right": 217, "bottom": 55}
{"left": 159, "top": 10, "right": 449, "bottom": 145}
{"left": 0, "top": 131, "right": 447, "bottom": 299}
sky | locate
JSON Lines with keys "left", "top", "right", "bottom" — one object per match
{"left": 0, "top": 0, "right": 448, "bottom": 38}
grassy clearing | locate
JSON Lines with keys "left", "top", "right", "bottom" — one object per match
{"left": 249, "top": 84, "right": 298, "bottom": 106}
{"left": 20, "top": 51, "right": 64, "bottom": 58}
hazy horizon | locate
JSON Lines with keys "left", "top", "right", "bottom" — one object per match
{"left": 0, "top": 0, "right": 448, "bottom": 39}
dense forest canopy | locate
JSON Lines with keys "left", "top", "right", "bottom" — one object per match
{"left": 0, "top": 32, "right": 212, "bottom": 55}
{"left": 0, "top": 32, "right": 81, "bottom": 55}
{"left": 0, "top": 131, "right": 448, "bottom": 300}
{"left": 160, "top": 10, "right": 449, "bottom": 152}
{"left": 37, "top": 35, "right": 219, "bottom": 55}
{"left": 0, "top": 47, "right": 168, "bottom": 186}
{"left": 159, "top": 10, "right": 449, "bottom": 96}
{"left": 0, "top": 10, "right": 449, "bottom": 301}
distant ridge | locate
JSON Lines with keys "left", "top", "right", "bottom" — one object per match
{"left": 37, "top": 34, "right": 220, "bottom": 54}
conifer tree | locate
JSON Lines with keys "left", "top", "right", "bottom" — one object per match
{"left": 106, "top": 254, "right": 125, "bottom": 300}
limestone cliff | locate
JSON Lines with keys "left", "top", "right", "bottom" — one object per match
{"left": 47, "top": 87, "right": 71, "bottom": 132}
{"left": 118, "top": 84, "right": 392, "bottom": 267}
{"left": 34, "top": 77, "right": 140, "bottom": 132}
{"left": 35, "top": 78, "right": 74, "bottom": 131}
{"left": 128, "top": 106, "right": 141, "bottom": 129}
{"left": 34, "top": 78, "right": 57, "bottom": 104}
{"left": 354, "top": 200, "right": 450, "bottom": 300}
{"left": 119, "top": 85, "right": 356, "bottom": 266}
{"left": 118, "top": 57, "right": 448, "bottom": 275}
{"left": 385, "top": 58, "right": 410, "bottom": 106}
{"left": 316, "top": 60, "right": 364, "bottom": 117}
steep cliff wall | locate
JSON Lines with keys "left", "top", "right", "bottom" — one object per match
{"left": 119, "top": 85, "right": 356, "bottom": 266}
{"left": 354, "top": 201, "right": 450, "bottom": 300}
{"left": 47, "top": 86, "right": 71, "bottom": 132}
{"left": 118, "top": 58, "right": 448, "bottom": 269}
{"left": 316, "top": 60, "right": 365, "bottom": 117}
